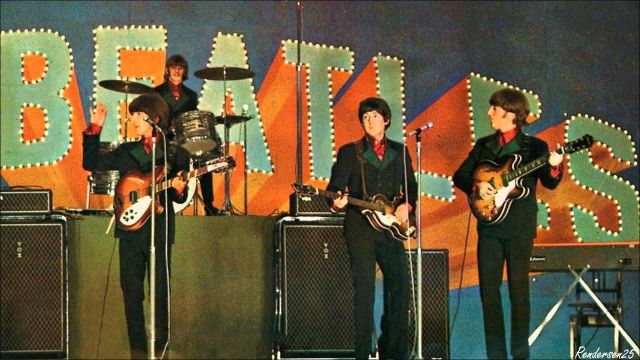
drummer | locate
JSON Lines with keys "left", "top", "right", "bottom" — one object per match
{"left": 155, "top": 54, "right": 222, "bottom": 216}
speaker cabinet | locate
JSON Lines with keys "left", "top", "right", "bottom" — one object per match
{"left": 407, "top": 250, "right": 449, "bottom": 360}
{"left": 274, "top": 216, "right": 354, "bottom": 358}
{"left": 274, "top": 217, "right": 449, "bottom": 359}
{"left": 1, "top": 215, "right": 68, "bottom": 359}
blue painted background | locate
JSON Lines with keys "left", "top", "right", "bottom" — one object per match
{"left": 2, "top": 1, "right": 638, "bottom": 358}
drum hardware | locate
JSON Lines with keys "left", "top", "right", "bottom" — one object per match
{"left": 172, "top": 110, "right": 218, "bottom": 155}
{"left": 195, "top": 66, "right": 255, "bottom": 215}
{"left": 98, "top": 79, "right": 153, "bottom": 140}
{"left": 98, "top": 80, "right": 153, "bottom": 94}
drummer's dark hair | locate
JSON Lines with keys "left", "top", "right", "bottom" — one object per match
{"left": 165, "top": 54, "right": 189, "bottom": 81}
{"left": 358, "top": 97, "right": 392, "bottom": 130}
{"left": 129, "top": 93, "right": 170, "bottom": 130}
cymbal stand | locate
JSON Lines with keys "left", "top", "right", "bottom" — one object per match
{"left": 243, "top": 116, "right": 248, "bottom": 214}
{"left": 221, "top": 66, "right": 235, "bottom": 215}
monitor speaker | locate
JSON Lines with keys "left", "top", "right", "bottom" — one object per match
{"left": 274, "top": 216, "right": 354, "bottom": 358}
{"left": 274, "top": 217, "right": 450, "bottom": 359}
{"left": 407, "top": 250, "right": 449, "bottom": 360}
{"left": 0, "top": 215, "right": 68, "bottom": 359}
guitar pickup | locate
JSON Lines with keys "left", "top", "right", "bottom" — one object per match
{"left": 129, "top": 191, "right": 138, "bottom": 203}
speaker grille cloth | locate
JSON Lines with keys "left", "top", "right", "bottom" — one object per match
{"left": 1, "top": 222, "right": 65, "bottom": 352}
{"left": 0, "top": 191, "right": 51, "bottom": 213}
{"left": 407, "top": 250, "right": 449, "bottom": 359}
{"left": 282, "top": 223, "right": 354, "bottom": 352}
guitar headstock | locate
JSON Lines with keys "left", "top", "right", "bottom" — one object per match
{"left": 225, "top": 156, "right": 237, "bottom": 169}
{"left": 565, "top": 134, "right": 594, "bottom": 154}
{"left": 292, "top": 183, "right": 318, "bottom": 197}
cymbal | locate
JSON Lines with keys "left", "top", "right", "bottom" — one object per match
{"left": 194, "top": 67, "right": 255, "bottom": 81}
{"left": 99, "top": 80, "right": 153, "bottom": 94}
{"left": 215, "top": 115, "right": 252, "bottom": 126}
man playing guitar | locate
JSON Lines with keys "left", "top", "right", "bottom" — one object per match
{"left": 82, "top": 93, "right": 190, "bottom": 359}
{"left": 453, "top": 88, "right": 563, "bottom": 359}
{"left": 327, "top": 97, "right": 417, "bottom": 359}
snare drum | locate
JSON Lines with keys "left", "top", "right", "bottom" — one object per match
{"left": 88, "top": 141, "right": 121, "bottom": 195}
{"left": 172, "top": 110, "right": 217, "bottom": 155}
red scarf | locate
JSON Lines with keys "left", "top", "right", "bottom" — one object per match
{"left": 366, "top": 135, "right": 386, "bottom": 161}
{"left": 169, "top": 81, "right": 181, "bottom": 100}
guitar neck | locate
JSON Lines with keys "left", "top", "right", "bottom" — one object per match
{"left": 315, "top": 189, "right": 384, "bottom": 212}
{"left": 154, "top": 160, "right": 228, "bottom": 192}
{"left": 504, "top": 155, "right": 550, "bottom": 182}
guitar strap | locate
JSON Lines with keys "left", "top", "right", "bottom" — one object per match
{"left": 355, "top": 139, "right": 369, "bottom": 199}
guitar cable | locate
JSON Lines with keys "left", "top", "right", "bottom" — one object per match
{"left": 95, "top": 235, "right": 118, "bottom": 359}
{"left": 449, "top": 210, "right": 472, "bottom": 338}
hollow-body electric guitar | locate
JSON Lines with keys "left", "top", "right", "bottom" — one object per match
{"left": 469, "top": 134, "right": 593, "bottom": 224}
{"left": 292, "top": 183, "right": 416, "bottom": 241}
{"left": 115, "top": 156, "right": 235, "bottom": 231}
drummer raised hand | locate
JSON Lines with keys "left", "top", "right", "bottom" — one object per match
{"left": 90, "top": 102, "right": 107, "bottom": 127}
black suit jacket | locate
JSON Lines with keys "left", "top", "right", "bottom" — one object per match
{"left": 83, "top": 132, "right": 191, "bottom": 242}
{"left": 453, "top": 131, "right": 562, "bottom": 239}
{"left": 327, "top": 137, "right": 418, "bottom": 239}
{"left": 154, "top": 81, "right": 198, "bottom": 122}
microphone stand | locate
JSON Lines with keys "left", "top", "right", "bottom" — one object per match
{"left": 295, "top": 0, "right": 303, "bottom": 184}
{"left": 414, "top": 128, "right": 423, "bottom": 359}
{"left": 149, "top": 132, "right": 157, "bottom": 360}
{"left": 407, "top": 122, "right": 432, "bottom": 359}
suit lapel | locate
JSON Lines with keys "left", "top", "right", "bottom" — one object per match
{"left": 360, "top": 138, "right": 399, "bottom": 170}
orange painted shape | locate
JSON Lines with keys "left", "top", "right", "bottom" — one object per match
{"left": 23, "top": 53, "right": 47, "bottom": 82}
{"left": 21, "top": 106, "right": 46, "bottom": 142}
{"left": 119, "top": 49, "right": 166, "bottom": 86}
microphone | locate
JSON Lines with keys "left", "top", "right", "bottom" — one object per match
{"left": 407, "top": 122, "right": 433, "bottom": 136}
{"left": 144, "top": 118, "right": 164, "bottom": 131}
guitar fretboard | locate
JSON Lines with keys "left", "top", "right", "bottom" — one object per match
{"left": 314, "top": 189, "right": 385, "bottom": 212}
{"left": 504, "top": 156, "right": 549, "bottom": 182}
{"left": 503, "top": 135, "right": 592, "bottom": 183}
{"left": 153, "top": 159, "right": 230, "bottom": 192}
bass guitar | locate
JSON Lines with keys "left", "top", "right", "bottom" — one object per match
{"left": 115, "top": 156, "right": 235, "bottom": 231}
{"left": 469, "top": 134, "right": 593, "bottom": 224}
{"left": 292, "top": 183, "right": 416, "bottom": 241}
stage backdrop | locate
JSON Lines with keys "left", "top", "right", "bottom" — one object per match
{"left": 1, "top": 2, "right": 638, "bottom": 288}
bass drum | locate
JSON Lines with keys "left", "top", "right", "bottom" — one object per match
{"left": 173, "top": 159, "right": 197, "bottom": 214}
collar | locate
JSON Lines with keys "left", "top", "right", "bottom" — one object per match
{"left": 499, "top": 128, "right": 519, "bottom": 146}
{"left": 365, "top": 134, "right": 386, "bottom": 147}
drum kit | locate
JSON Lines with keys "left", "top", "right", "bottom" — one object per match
{"left": 88, "top": 66, "right": 254, "bottom": 215}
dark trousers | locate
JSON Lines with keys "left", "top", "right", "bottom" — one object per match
{"left": 119, "top": 234, "right": 172, "bottom": 359}
{"left": 346, "top": 229, "right": 409, "bottom": 360}
{"left": 477, "top": 234, "right": 533, "bottom": 360}
{"left": 199, "top": 172, "right": 217, "bottom": 214}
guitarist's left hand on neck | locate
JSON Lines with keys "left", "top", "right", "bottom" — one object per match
{"left": 548, "top": 145, "right": 564, "bottom": 167}
{"left": 171, "top": 170, "right": 187, "bottom": 196}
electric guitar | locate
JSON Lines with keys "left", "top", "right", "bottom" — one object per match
{"left": 469, "top": 134, "right": 594, "bottom": 224}
{"left": 114, "top": 156, "right": 235, "bottom": 231}
{"left": 292, "top": 183, "right": 416, "bottom": 241}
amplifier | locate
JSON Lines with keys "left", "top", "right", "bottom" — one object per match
{"left": 530, "top": 242, "right": 639, "bottom": 272}
{"left": 289, "top": 192, "right": 342, "bottom": 217}
{"left": 0, "top": 189, "right": 52, "bottom": 215}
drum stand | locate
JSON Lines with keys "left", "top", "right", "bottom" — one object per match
{"left": 220, "top": 66, "right": 238, "bottom": 215}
